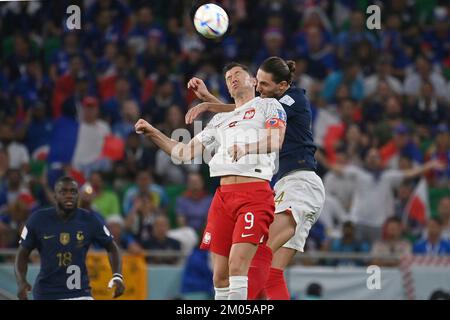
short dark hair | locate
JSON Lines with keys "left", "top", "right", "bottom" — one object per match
{"left": 260, "top": 56, "right": 296, "bottom": 84}
{"left": 54, "top": 176, "right": 78, "bottom": 190}
{"left": 223, "top": 62, "right": 252, "bottom": 77}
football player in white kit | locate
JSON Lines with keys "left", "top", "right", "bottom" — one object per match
{"left": 135, "top": 62, "right": 287, "bottom": 300}
{"left": 186, "top": 57, "right": 325, "bottom": 299}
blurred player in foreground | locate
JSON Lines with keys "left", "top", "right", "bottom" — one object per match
{"left": 15, "top": 176, "right": 125, "bottom": 300}
{"left": 135, "top": 62, "right": 287, "bottom": 300}
{"left": 186, "top": 57, "right": 325, "bottom": 299}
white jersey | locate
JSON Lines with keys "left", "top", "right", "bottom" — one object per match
{"left": 195, "top": 97, "right": 287, "bottom": 181}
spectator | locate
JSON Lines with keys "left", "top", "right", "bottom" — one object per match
{"left": 371, "top": 217, "right": 412, "bottom": 266}
{"left": 141, "top": 214, "right": 181, "bottom": 264}
{"left": 0, "top": 123, "right": 30, "bottom": 172}
{"left": 364, "top": 55, "right": 403, "bottom": 98}
{"left": 414, "top": 216, "right": 450, "bottom": 255}
{"left": 124, "top": 191, "right": 160, "bottom": 244}
{"left": 424, "top": 125, "right": 450, "bottom": 188}
{"left": 180, "top": 246, "right": 214, "bottom": 299}
{"left": 324, "top": 148, "right": 443, "bottom": 244}
{"left": 437, "top": 197, "right": 450, "bottom": 240}
{"left": 89, "top": 171, "right": 121, "bottom": 220}
{"left": 122, "top": 169, "right": 168, "bottom": 215}
{"left": 175, "top": 173, "right": 212, "bottom": 232}
{"left": 403, "top": 56, "right": 447, "bottom": 103}
{"left": 123, "top": 132, "right": 156, "bottom": 176}
{"left": 321, "top": 61, "right": 364, "bottom": 103}
{"left": 71, "top": 96, "right": 112, "bottom": 176}
{"left": 106, "top": 214, "right": 143, "bottom": 255}
{"left": 409, "top": 82, "right": 448, "bottom": 127}
{"left": 112, "top": 99, "right": 140, "bottom": 139}
{"left": 0, "top": 169, "right": 35, "bottom": 212}
{"left": 327, "top": 221, "right": 370, "bottom": 266}
{"left": 319, "top": 193, "right": 349, "bottom": 239}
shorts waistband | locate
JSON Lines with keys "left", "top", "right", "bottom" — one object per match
{"left": 219, "top": 181, "right": 272, "bottom": 193}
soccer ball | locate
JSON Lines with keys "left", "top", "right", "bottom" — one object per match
{"left": 193, "top": 3, "right": 229, "bottom": 39}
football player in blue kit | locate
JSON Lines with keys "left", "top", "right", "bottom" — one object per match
{"left": 186, "top": 57, "right": 325, "bottom": 299}
{"left": 15, "top": 176, "right": 125, "bottom": 300}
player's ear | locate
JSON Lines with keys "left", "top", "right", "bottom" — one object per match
{"left": 251, "top": 77, "right": 257, "bottom": 87}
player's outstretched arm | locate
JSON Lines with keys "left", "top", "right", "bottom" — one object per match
{"left": 14, "top": 246, "right": 32, "bottom": 300}
{"left": 401, "top": 159, "right": 445, "bottom": 179}
{"left": 135, "top": 118, "right": 204, "bottom": 162}
{"left": 105, "top": 241, "right": 125, "bottom": 298}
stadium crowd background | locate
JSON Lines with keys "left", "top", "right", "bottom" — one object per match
{"left": 0, "top": 0, "right": 449, "bottom": 294}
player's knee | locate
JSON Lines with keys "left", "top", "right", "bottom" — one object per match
{"left": 228, "top": 255, "right": 251, "bottom": 276}
{"left": 213, "top": 274, "right": 229, "bottom": 288}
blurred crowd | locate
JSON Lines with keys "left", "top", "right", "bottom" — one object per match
{"left": 0, "top": 0, "right": 449, "bottom": 277}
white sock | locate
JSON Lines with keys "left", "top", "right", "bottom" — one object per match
{"left": 228, "top": 276, "right": 248, "bottom": 300}
{"left": 214, "top": 287, "right": 229, "bottom": 300}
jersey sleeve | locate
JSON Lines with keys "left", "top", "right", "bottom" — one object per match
{"left": 91, "top": 214, "right": 114, "bottom": 247}
{"left": 19, "top": 216, "right": 39, "bottom": 250}
{"left": 194, "top": 115, "right": 220, "bottom": 148}
{"left": 263, "top": 99, "right": 287, "bottom": 128}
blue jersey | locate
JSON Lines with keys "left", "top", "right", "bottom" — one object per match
{"left": 275, "top": 87, "right": 317, "bottom": 181}
{"left": 19, "top": 207, "right": 113, "bottom": 300}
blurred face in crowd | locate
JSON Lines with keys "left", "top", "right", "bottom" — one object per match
{"left": 377, "top": 81, "right": 392, "bottom": 98}
{"left": 435, "top": 131, "right": 449, "bottom": 150}
{"left": 187, "top": 173, "right": 204, "bottom": 192}
{"left": 138, "top": 7, "right": 153, "bottom": 26}
{"left": 342, "top": 222, "right": 355, "bottom": 240}
{"left": 398, "top": 156, "right": 413, "bottom": 170}
{"left": 393, "top": 131, "right": 409, "bottom": 149}
{"left": 158, "top": 81, "right": 173, "bottom": 99}
{"left": 416, "top": 58, "right": 431, "bottom": 77}
{"left": 136, "top": 171, "right": 151, "bottom": 191}
{"left": 14, "top": 35, "right": 29, "bottom": 56}
{"left": 365, "top": 148, "right": 381, "bottom": 170}
{"left": 64, "top": 33, "right": 78, "bottom": 52}
{"left": 166, "top": 105, "right": 184, "bottom": 129}
{"left": 385, "top": 220, "right": 402, "bottom": 241}
{"left": 9, "top": 201, "right": 29, "bottom": 223}
{"left": 335, "top": 85, "right": 350, "bottom": 101}
{"left": 438, "top": 197, "right": 450, "bottom": 221}
{"left": 350, "top": 11, "right": 364, "bottom": 31}
{"left": 420, "top": 82, "right": 434, "bottom": 100}
{"left": 116, "top": 78, "right": 130, "bottom": 97}
{"left": 122, "top": 100, "right": 140, "bottom": 122}
{"left": 307, "top": 26, "right": 323, "bottom": 52}
{"left": 0, "top": 124, "right": 14, "bottom": 144}
{"left": 0, "top": 149, "right": 9, "bottom": 171}
{"left": 427, "top": 219, "right": 442, "bottom": 242}
{"left": 7, "top": 170, "right": 22, "bottom": 189}
{"left": 152, "top": 215, "right": 170, "bottom": 240}
{"left": 89, "top": 172, "right": 104, "bottom": 192}
{"left": 97, "top": 10, "right": 112, "bottom": 29}
{"left": 338, "top": 99, "right": 354, "bottom": 123}
{"left": 385, "top": 97, "right": 402, "bottom": 118}
{"left": 83, "top": 105, "right": 99, "bottom": 123}
{"left": 226, "top": 66, "right": 256, "bottom": 99}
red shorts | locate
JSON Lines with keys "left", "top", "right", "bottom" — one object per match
{"left": 200, "top": 181, "right": 275, "bottom": 257}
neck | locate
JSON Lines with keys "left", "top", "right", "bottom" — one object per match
{"left": 57, "top": 208, "right": 76, "bottom": 220}
{"left": 428, "top": 236, "right": 440, "bottom": 245}
{"left": 234, "top": 91, "right": 255, "bottom": 108}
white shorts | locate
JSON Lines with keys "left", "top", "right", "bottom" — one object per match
{"left": 273, "top": 171, "right": 325, "bottom": 252}
{"left": 60, "top": 296, "right": 94, "bottom": 300}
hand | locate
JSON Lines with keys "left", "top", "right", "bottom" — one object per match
{"left": 135, "top": 118, "right": 155, "bottom": 136}
{"left": 185, "top": 103, "right": 209, "bottom": 124}
{"left": 108, "top": 276, "right": 125, "bottom": 299}
{"left": 425, "top": 159, "right": 446, "bottom": 171}
{"left": 17, "top": 280, "right": 32, "bottom": 300}
{"left": 227, "top": 144, "right": 247, "bottom": 162}
{"left": 187, "top": 77, "right": 210, "bottom": 101}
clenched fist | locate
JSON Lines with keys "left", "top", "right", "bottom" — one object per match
{"left": 135, "top": 118, "right": 155, "bottom": 136}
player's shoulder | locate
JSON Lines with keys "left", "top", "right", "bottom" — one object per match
{"left": 26, "top": 207, "right": 56, "bottom": 226}
{"left": 278, "top": 87, "right": 306, "bottom": 107}
{"left": 256, "top": 97, "right": 283, "bottom": 109}
{"left": 76, "top": 208, "right": 103, "bottom": 223}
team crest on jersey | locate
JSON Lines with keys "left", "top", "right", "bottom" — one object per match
{"left": 203, "top": 232, "right": 211, "bottom": 245}
{"left": 59, "top": 233, "right": 70, "bottom": 245}
{"left": 76, "top": 231, "right": 84, "bottom": 241}
{"left": 243, "top": 108, "right": 255, "bottom": 120}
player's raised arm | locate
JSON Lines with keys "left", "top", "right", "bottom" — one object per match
{"left": 135, "top": 118, "right": 204, "bottom": 162}
{"left": 186, "top": 77, "right": 235, "bottom": 124}
{"left": 14, "top": 245, "right": 32, "bottom": 300}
